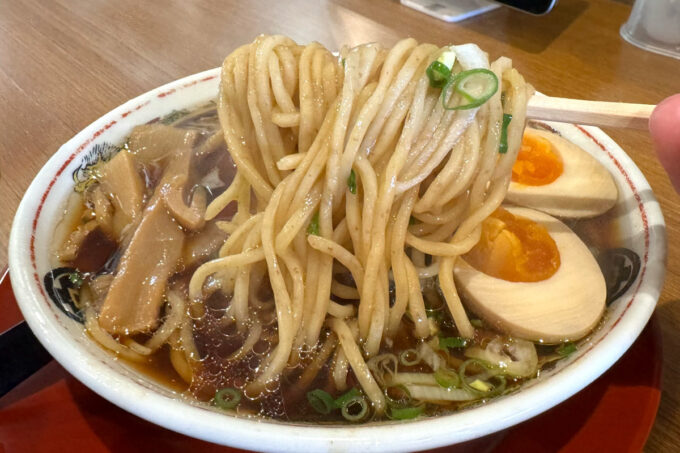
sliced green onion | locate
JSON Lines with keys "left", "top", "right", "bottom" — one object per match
{"left": 439, "top": 336, "right": 468, "bottom": 350}
{"left": 426, "top": 61, "right": 451, "bottom": 88}
{"left": 458, "top": 359, "right": 506, "bottom": 397}
{"left": 67, "top": 271, "right": 84, "bottom": 288}
{"left": 347, "top": 169, "right": 357, "bottom": 194}
{"left": 340, "top": 396, "right": 368, "bottom": 422}
{"left": 556, "top": 342, "right": 577, "bottom": 357}
{"left": 399, "top": 349, "right": 420, "bottom": 366}
{"left": 442, "top": 68, "right": 498, "bottom": 111}
{"left": 307, "top": 211, "right": 320, "bottom": 236}
{"left": 434, "top": 367, "right": 461, "bottom": 389}
{"left": 333, "top": 387, "right": 361, "bottom": 409}
{"left": 387, "top": 405, "right": 424, "bottom": 420}
{"left": 469, "top": 379, "right": 492, "bottom": 392}
{"left": 499, "top": 113, "right": 513, "bottom": 154}
{"left": 341, "top": 57, "right": 346, "bottom": 68}
{"left": 213, "top": 388, "right": 241, "bottom": 410}
{"left": 306, "top": 389, "right": 335, "bottom": 414}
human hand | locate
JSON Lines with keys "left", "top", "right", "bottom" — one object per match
{"left": 649, "top": 94, "right": 680, "bottom": 193}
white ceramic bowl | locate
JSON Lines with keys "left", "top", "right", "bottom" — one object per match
{"left": 8, "top": 68, "right": 667, "bottom": 452}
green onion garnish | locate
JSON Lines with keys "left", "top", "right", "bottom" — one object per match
{"left": 434, "top": 367, "right": 461, "bottom": 389}
{"left": 470, "top": 319, "right": 483, "bottom": 328}
{"left": 307, "top": 389, "right": 335, "bottom": 414}
{"left": 458, "top": 359, "right": 506, "bottom": 397}
{"left": 439, "top": 336, "right": 469, "bottom": 350}
{"left": 67, "top": 271, "right": 84, "bottom": 288}
{"left": 340, "top": 396, "right": 368, "bottom": 422}
{"left": 334, "top": 387, "right": 361, "bottom": 409}
{"left": 213, "top": 387, "right": 241, "bottom": 410}
{"left": 347, "top": 169, "right": 357, "bottom": 194}
{"left": 399, "top": 349, "right": 420, "bottom": 366}
{"left": 556, "top": 342, "right": 577, "bottom": 357}
{"left": 307, "top": 211, "right": 320, "bottom": 236}
{"left": 387, "top": 405, "right": 424, "bottom": 420}
{"left": 426, "top": 61, "right": 452, "bottom": 88}
{"left": 499, "top": 113, "right": 512, "bottom": 154}
{"left": 442, "top": 68, "right": 499, "bottom": 111}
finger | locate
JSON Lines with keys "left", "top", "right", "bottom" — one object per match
{"left": 649, "top": 94, "right": 680, "bottom": 193}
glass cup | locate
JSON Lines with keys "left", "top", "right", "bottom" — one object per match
{"left": 620, "top": 0, "right": 680, "bottom": 59}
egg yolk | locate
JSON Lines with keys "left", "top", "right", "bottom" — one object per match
{"left": 511, "top": 133, "right": 563, "bottom": 186}
{"left": 464, "top": 208, "right": 560, "bottom": 282}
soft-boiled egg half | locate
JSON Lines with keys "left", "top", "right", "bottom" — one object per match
{"left": 454, "top": 206, "right": 606, "bottom": 343}
{"left": 505, "top": 128, "right": 618, "bottom": 218}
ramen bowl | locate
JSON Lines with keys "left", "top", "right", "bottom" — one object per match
{"left": 8, "top": 68, "right": 666, "bottom": 452}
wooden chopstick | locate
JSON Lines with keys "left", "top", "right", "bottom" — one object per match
{"left": 526, "top": 95, "right": 655, "bottom": 130}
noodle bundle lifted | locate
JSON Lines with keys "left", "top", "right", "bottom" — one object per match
{"left": 58, "top": 35, "right": 614, "bottom": 423}
{"left": 197, "top": 36, "right": 529, "bottom": 408}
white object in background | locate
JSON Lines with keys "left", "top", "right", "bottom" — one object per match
{"left": 401, "top": 0, "right": 499, "bottom": 22}
{"left": 620, "top": 0, "right": 680, "bottom": 60}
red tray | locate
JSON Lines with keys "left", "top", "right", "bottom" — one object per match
{"left": 0, "top": 268, "right": 661, "bottom": 453}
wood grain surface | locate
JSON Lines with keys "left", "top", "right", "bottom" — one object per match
{"left": 0, "top": 0, "right": 678, "bottom": 450}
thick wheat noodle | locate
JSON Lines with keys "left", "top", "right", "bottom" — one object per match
{"left": 291, "top": 334, "right": 339, "bottom": 398}
{"left": 307, "top": 235, "right": 364, "bottom": 291}
{"left": 331, "top": 280, "right": 360, "bottom": 300}
{"left": 85, "top": 308, "right": 146, "bottom": 362}
{"left": 332, "top": 347, "right": 350, "bottom": 391}
{"left": 415, "top": 125, "right": 479, "bottom": 212}
{"left": 189, "top": 248, "right": 265, "bottom": 299}
{"left": 328, "top": 301, "right": 356, "bottom": 318}
{"left": 232, "top": 223, "right": 262, "bottom": 329}
{"left": 274, "top": 186, "right": 322, "bottom": 253}
{"left": 406, "top": 226, "right": 481, "bottom": 257}
{"left": 228, "top": 319, "right": 262, "bottom": 361}
{"left": 143, "top": 290, "right": 185, "bottom": 351}
{"left": 248, "top": 187, "right": 295, "bottom": 390}
{"left": 218, "top": 212, "right": 263, "bottom": 256}
{"left": 276, "top": 152, "right": 306, "bottom": 170}
{"left": 330, "top": 318, "right": 386, "bottom": 414}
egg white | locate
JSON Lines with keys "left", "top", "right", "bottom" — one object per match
{"left": 453, "top": 206, "right": 606, "bottom": 343}
{"left": 505, "top": 128, "right": 617, "bottom": 218}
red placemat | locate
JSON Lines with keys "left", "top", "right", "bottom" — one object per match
{"left": 0, "top": 268, "right": 661, "bottom": 453}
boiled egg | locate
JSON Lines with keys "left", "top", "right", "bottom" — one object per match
{"left": 505, "top": 128, "right": 617, "bottom": 218}
{"left": 453, "top": 206, "right": 605, "bottom": 343}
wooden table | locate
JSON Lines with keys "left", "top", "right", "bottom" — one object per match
{"left": 0, "top": 0, "right": 678, "bottom": 450}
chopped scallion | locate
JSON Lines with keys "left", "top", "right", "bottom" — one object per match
{"left": 434, "top": 367, "right": 461, "bottom": 389}
{"left": 442, "top": 68, "right": 498, "bottom": 111}
{"left": 348, "top": 169, "right": 357, "bottom": 194}
{"left": 439, "top": 336, "right": 468, "bottom": 350}
{"left": 557, "top": 342, "right": 577, "bottom": 357}
{"left": 387, "top": 405, "right": 424, "bottom": 420}
{"left": 307, "top": 389, "right": 335, "bottom": 414}
{"left": 399, "top": 349, "right": 420, "bottom": 366}
{"left": 499, "top": 113, "right": 512, "bottom": 154}
{"left": 307, "top": 211, "right": 320, "bottom": 236}
{"left": 469, "top": 379, "right": 492, "bottom": 392}
{"left": 213, "top": 387, "right": 241, "bottom": 410}
{"left": 426, "top": 61, "right": 451, "bottom": 88}
{"left": 333, "top": 387, "right": 361, "bottom": 409}
{"left": 340, "top": 396, "right": 368, "bottom": 422}
{"left": 67, "top": 271, "right": 84, "bottom": 288}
